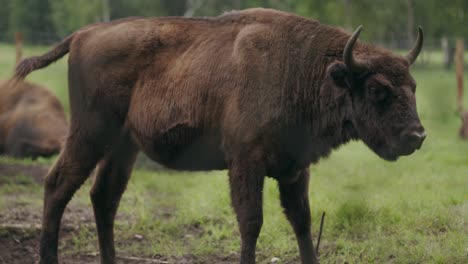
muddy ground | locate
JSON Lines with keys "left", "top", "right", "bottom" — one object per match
{"left": 0, "top": 163, "right": 238, "bottom": 264}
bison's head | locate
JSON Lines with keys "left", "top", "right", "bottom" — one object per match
{"left": 329, "top": 26, "right": 425, "bottom": 161}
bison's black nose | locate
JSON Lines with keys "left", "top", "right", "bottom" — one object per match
{"left": 402, "top": 127, "right": 426, "bottom": 150}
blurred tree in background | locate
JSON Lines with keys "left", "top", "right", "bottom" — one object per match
{"left": 0, "top": 0, "right": 466, "bottom": 48}
{"left": 50, "top": 0, "right": 102, "bottom": 37}
{"left": 7, "top": 0, "right": 55, "bottom": 43}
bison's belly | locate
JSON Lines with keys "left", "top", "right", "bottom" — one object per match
{"left": 135, "top": 124, "right": 227, "bottom": 171}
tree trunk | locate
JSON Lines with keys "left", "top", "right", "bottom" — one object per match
{"left": 455, "top": 39, "right": 464, "bottom": 113}
{"left": 234, "top": 0, "right": 242, "bottom": 10}
{"left": 441, "top": 36, "right": 455, "bottom": 70}
{"left": 15, "top": 32, "right": 23, "bottom": 65}
{"left": 343, "top": 0, "right": 352, "bottom": 31}
{"left": 406, "top": 0, "right": 414, "bottom": 48}
{"left": 454, "top": 38, "right": 468, "bottom": 139}
{"left": 185, "top": 0, "right": 205, "bottom": 17}
{"left": 101, "top": 0, "right": 111, "bottom": 22}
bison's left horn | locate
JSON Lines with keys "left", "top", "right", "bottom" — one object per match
{"left": 343, "top": 25, "right": 368, "bottom": 72}
{"left": 406, "top": 26, "right": 424, "bottom": 65}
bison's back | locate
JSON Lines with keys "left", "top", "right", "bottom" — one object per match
{"left": 65, "top": 9, "right": 319, "bottom": 169}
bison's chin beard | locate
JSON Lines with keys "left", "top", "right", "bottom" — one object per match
{"left": 369, "top": 142, "right": 418, "bottom": 162}
{"left": 356, "top": 128, "right": 420, "bottom": 161}
{"left": 376, "top": 150, "right": 401, "bottom": 162}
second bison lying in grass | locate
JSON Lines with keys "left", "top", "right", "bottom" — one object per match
{"left": 14, "top": 8, "right": 425, "bottom": 264}
{"left": 0, "top": 79, "right": 67, "bottom": 159}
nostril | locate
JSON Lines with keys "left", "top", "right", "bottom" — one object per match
{"left": 419, "top": 131, "right": 427, "bottom": 141}
{"left": 414, "top": 125, "right": 425, "bottom": 134}
{"left": 403, "top": 131, "right": 426, "bottom": 148}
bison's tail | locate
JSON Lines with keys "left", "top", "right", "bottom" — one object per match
{"left": 13, "top": 34, "right": 74, "bottom": 82}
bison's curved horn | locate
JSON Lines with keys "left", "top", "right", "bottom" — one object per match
{"left": 406, "top": 26, "right": 424, "bottom": 65}
{"left": 343, "top": 25, "right": 367, "bottom": 72}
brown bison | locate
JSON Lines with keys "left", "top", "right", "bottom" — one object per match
{"left": 13, "top": 8, "right": 425, "bottom": 264}
{"left": 0, "top": 79, "right": 67, "bottom": 159}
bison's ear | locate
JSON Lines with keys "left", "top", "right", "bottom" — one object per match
{"left": 326, "top": 61, "right": 350, "bottom": 89}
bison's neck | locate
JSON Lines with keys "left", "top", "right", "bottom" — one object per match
{"left": 287, "top": 25, "right": 358, "bottom": 161}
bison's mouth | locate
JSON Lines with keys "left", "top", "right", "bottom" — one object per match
{"left": 377, "top": 143, "right": 420, "bottom": 161}
{"left": 357, "top": 123, "right": 426, "bottom": 161}
{"left": 397, "top": 145, "right": 418, "bottom": 156}
{"left": 378, "top": 150, "right": 400, "bottom": 162}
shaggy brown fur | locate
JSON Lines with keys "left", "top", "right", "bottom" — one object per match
{"left": 13, "top": 8, "right": 425, "bottom": 264}
{"left": 0, "top": 80, "right": 67, "bottom": 159}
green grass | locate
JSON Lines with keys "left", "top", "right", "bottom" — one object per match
{"left": 1, "top": 43, "right": 468, "bottom": 263}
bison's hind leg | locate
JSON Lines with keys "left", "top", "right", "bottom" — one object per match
{"left": 90, "top": 128, "right": 139, "bottom": 264}
{"left": 39, "top": 113, "right": 124, "bottom": 264}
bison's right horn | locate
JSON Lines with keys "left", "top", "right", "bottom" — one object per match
{"left": 343, "top": 25, "right": 368, "bottom": 72}
{"left": 406, "top": 26, "right": 424, "bottom": 65}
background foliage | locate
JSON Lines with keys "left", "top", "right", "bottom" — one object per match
{"left": 0, "top": 0, "right": 467, "bottom": 47}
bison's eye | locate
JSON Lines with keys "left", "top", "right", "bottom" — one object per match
{"left": 368, "top": 86, "right": 387, "bottom": 102}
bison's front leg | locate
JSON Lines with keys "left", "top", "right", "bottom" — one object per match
{"left": 278, "top": 169, "right": 319, "bottom": 264}
{"left": 229, "top": 160, "right": 265, "bottom": 264}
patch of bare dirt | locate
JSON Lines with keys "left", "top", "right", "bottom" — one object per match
{"left": 0, "top": 224, "right": 239, "bottom": 264}
{"left": 0, "top": 202, "right": 95, "bottom": 231}
{"left": 0, "top": 164, "right": 94, "bottom": 228}
{"left": 0, "top": 225, "right": 38, "bottom": 264}
{"left": 0, "top": 224, "right": 238, "bottom": 263}
{"left": 0, "top": 163, "right": 238, "bottom": 264}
